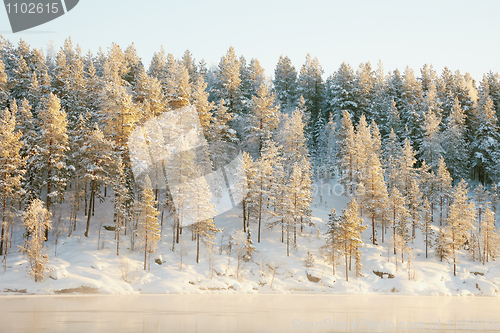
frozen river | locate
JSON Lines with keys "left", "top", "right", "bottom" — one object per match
{"left": 0, "top": 294, "right": 499, "bottom": 332}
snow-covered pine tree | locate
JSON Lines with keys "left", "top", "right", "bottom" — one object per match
{"left": 191, "top": 76, "right": 215, "bottom": 140}
{"left": 0, "top": 59, "right": 8, "bottom": 110}
{"left": 436, "top": 157, "right": 452, "bottom": 227}
{"left": 192, "top": 218, "right": 219, "bottom": 264}
{"left": 37, "top": 93, "right": 69, "bottom": 240}
{"left": 354, "top": 62, "right": 375, "bottom": 122}
{"left": 337, "top": 110, "right": 357, "bottom": 197}
{"left": 134, "top": 69, "right": 168, "bottom": 122}
{"left": 325, "top": 62, "right": 357, "bottom": 122}
{"left": 419, "top": 98, "right": 443, "bottom": 171}
{"left": 384, "top": 129, "right": 402, "bottom": 190}
{"left": 407, "top": 178, "right": 423, "bottom": 238}
{"left": 15, "top": 99, "right": 39, "bottom": 206}
{"left": 421, "top": 198, "right": 435, "bottom": 258}
{"left": 360, "top": 153, "right": 388, "bottom": 245}
{"left": 81, "top": 125, "right": 115, "bottom": 237}
{"left": 241, "top": 152, "right": 257, "bottom": 232}
{"left": 136, "top": 178, "right": 161, "bottom": 271}
{"left": 442, "top": 98, "right": 469, "bottom": 181}
{"left": 492, "top": 183, "right": 499, "bottom": 214}
{"left": 277, "top": 105, "right": 309, "bottom": 177}
{"left": 419, "top": 160, "right": 438, "bottom": 222}
{"left": 214, "top": 47, "right": 242, "bottom": 115}
{"left": 0, "top": 107, "right": 24, "bottom": 256}
{"left": 165, "top": 57, "right": 191, "bottom": 109}
{"left": 446, "top": 179, "right": 476, "bottom": 276}
{"left": 474, "top": 183, "right": 491, "bottom": 262}
{"left": 273, "top": 55, "right": 298, "bottom": 111}
{"left": 254, "top": 138, "right": 283, "bottom": 243}
{"left": 338, "top": 198, "right": 367, "bottom": 281}
{"left": 297, "top": 54, "right": 324, "bottom": 130}
{"left": 397, "top": 138, "right": 417, "bottom": 198}
{"left": 212, "top": 99, "right": 237, "bottom": 143}
{"left": 354, "top": 114, "right": 372, "bottom": 187}
{"left": 21, "top": 199, "right": 51, "bottom": 282}
{"left": 469, "top": 82, "right": 500, "bottom": 184}
{"left": 434, "top": 227, "right": 450, "bottom": 262}
{"left": 246, "top": 83, "right": 279, "bottom": 155}
{"left": 481, "top": 206, "right": 499, "bottom": 263}
{"left": 321, "top": 207, "right": 342, "bottom": 275}
{"left": 113, "top": 157, "right": 129, "bottom": 256}
{"left": 388, "top": 187, "right": 409, "bottom": 257}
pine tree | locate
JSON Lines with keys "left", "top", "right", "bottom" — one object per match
{"left": 470, "top": 83, "right": 500, "bottom": 184}
{"left": 407, "top": 178, "right": 423, "bottom": 238}
{"left": 0, "top": 107, "right": 24, "bottom": 256}
{"left": 442, "top": 98, "right": 469, "bottom": 181}
{"left": 325, "top": 62, "right": 357, "bottom": 121}
{"left": 434, "top": 227, "right": 450, "bottom": 262}
{"left": 246, "top": 83, "right": 279, "bottom": 155}
{"left": 21, "top": 199, "right": 51, "bottom": 282}
{"left": 337, "top": 110, "right": 357, "bottom": 196}
{"left": 384, "top": 129, "right": 402, "bottom": 190}
{"left": 253, "top": 138, "right": 283, "bottom": 243}
{"left": 446, "top": 179, "right": 476, "bottom": 276}
{"left": 191, "top": 218, "right": 219, "bottom": 264}
{"left": 0, "top": 59, "right": 9, "bottom": 110}
{"left": 214, "top": 47, "right": 242, "bottom": 115}
{"left": 354, "top": 62, "right": 375, "bottom": 121}
{"left": 273, "top": 55, "right": 298, "bottom": 111}
{"left": 81, "top": 125, "right": 115, "bottom": 237}
{"left": 277, "top": 106, "right": 309, "bottom": 177}
{"left": 397, "top": 138, "right": 417, "bottom": 198}
{"left": 37, "top": 93, "right": 69, "bottom": 240}
{"left": 113, "top": 157, "right": 129, "bottom": 256}
{"left": 421, "top": 198, "right": 435, "bottom": 258}
{"left": 136, "top": 179, "right": 161, "bottom": 271}
{"left": 388, "top": 187, "right": 409, "bottom": 257}
{"left": 338, "top": 198, "right": 367, "bottom": 281}
{"left": 436, "top": 157, "right": 452, "bottom": 227}
{"left": 360, "top": 153, "right": 388, "bottom": 245}
{"left": 134, "top": 69, "right": 168, "bottom": 122}
{"left": 321, "top": 207, "right": 342, "bottom": 275}
{"left": 165, "top": 58, "right": 191, "bottom": 109}
{"left": 419, "top": 99, "right": 443, "bottom": 171}
{"left": 191, "top": 76, "right": 215, "bottom": 140}
{"left": 481, "top": 206, "right": 498, "bottom": 263}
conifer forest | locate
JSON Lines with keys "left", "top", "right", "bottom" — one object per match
{"left": 1, "top": 36, "right": 500, "bottom": 294}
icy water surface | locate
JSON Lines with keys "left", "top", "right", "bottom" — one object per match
{"left": 0, "top": 294, "right": 499, "bottom": 332}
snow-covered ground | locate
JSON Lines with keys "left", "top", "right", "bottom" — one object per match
{"left": 1, "top": 178, "right": 499, "bottom": 296}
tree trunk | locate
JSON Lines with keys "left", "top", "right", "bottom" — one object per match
{"left": 84, "top": 179, "right": 95, "bottom": 237}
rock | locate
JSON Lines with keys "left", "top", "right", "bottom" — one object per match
{"left": 306, "top": 271, "right": 321, "bottom": 283}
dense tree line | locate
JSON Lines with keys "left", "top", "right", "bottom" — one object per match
{"left": 0, "top": 36, "right": 499, "bottom": 281}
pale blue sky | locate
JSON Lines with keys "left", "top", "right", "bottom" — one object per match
{"left": 1, "top": 0, "right": 499, "bottom": 81}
